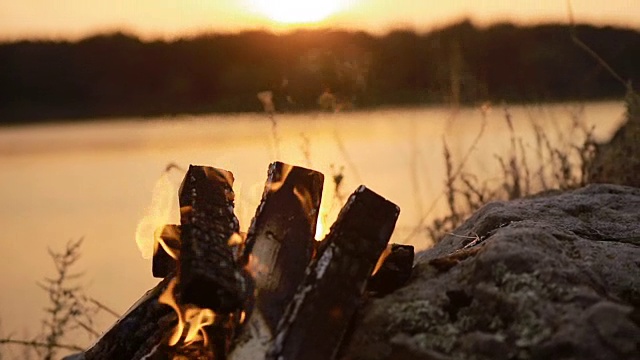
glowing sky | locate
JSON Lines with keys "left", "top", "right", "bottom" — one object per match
{"left": 1, "top": 0, "right": 639, "bottom": 40}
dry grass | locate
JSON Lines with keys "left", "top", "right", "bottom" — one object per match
{"left": 420, "top": 3, "right": 639, "bottom": 244}
{"left": 0, "top": 239, "right": 118, "bottom": 360}
{"left": 423, "top": 105, "right": 598, "bottom": 243}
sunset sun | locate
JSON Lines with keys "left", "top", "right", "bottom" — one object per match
{"left": 246, "top": 0, "right": 351, "bottom": 24}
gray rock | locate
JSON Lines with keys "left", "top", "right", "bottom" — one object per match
{"left": 341, "top": 184, "right": 640, "bottom": 360}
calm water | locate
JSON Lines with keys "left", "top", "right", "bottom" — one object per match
{"left": 0, "top": 102, "right": 626, "bottom": 347}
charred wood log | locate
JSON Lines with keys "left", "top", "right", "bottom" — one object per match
{"left": 178, "top": 165, "right": 248, "bottom": 313}
{"left": 86, "top": 166, "right": 248, "bottom": 360}
{"left": 68, "top": 281, "right": 235, "bottom": 360}
{"left": 83, "top": 275, "right": 177, "bottom": 360}
{"left": 242, "top": 162, "right": 323, "bottom": 326}
{"left": 130, "top": 278, "right": 234, "bottom": 360}
{"left": 230, "top": 162, "right": 323, "bottom": 359}
{"left": 152, "top": 225, "right": 181, "bottom": 278}
{"left": 77, "top": 164, "right": 406, "bottom": 360}
{"left": 266, "top": 186, "right": 400, "bottom": 360}
{"left": 367, "top": 244, "right": 414, "bottom": 296}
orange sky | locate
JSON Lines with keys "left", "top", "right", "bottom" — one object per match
{"left": 1, "top": 0, "right": 639, "bottom": 40}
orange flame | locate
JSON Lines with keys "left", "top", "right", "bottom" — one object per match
{"left": 183, "top": 307, "right": 215, "bottom": 346}
{"left": 372, "top": 244, "right": 393, "bottom": 276}
{"left": 314, "top": 216, "right": 326, "bottom": 241}
{"left": 159, "top": 278, "right": 216, "bottom": 347}
{"left": 227, "top": 232, "right": 244, "bottom": 247}
{"left": 266, "top": 163, "right": 293, "bottom": 194}
{"left": 267, "top": 163, "right": 328, "bottom": 241}
{"left": 156, "top": 225, "right": 181, "bottom": 260}
{"left": 136, "top": 170, "right": 181, "bottom": 259}
{"left": 227, "top": 232, "right": 246, "bottom": 263}
{"left": 315, "top": 205, "right": 331, "bottom": 241}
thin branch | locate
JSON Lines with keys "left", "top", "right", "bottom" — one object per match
{"left": 333, "top": 129, "right": 363, "bottom": 184}
{"left": 449, "top": 116, "right": 487, "bottom": 181}
{"left": 86, "top": 297, "right": 120, "bottom": 319}
{"left": 402, "top": 115, "right": 487, "bottom": 243}
{"left": 73, "top": 319, "right": 101, "bottom": 338}
{"left": 0, "top": 338, "right": 84, "bottom": 352}
{"left": 447, "top": 232, "right": 480, "bottom": 240}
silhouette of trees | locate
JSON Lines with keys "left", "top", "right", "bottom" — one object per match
{"left": 0, "top": 21, "right": 639, "bottom": 123}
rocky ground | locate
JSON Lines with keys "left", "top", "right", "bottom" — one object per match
{"left": 341, "top": 184, "right": 640, "bottom": 360}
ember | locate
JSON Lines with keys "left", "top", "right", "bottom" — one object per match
{"left": 71, "top": 162, "right": 411, "bottom": 360}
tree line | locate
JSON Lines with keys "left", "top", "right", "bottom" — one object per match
{"left": 1, "top": 20, "right": 639, "bottom": 123}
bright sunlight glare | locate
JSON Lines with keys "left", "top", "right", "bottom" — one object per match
{"left": 245, "top": 0, "right": 353, "bottom": 24}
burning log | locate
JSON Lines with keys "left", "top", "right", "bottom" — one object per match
{"left": 152, "top": 225, "right": 181, "bottom": 278}
{"left": 266, "top": 186, "right": 400, "bottom": 360}
{"left": 83, "top": 275, "right": 177, "bottom": 360}
{"left": 85, "top": 165, "right": 248, "bottom": 359}
{"left": 142, "top": 277, "right": 233, "bottom": 360}
{"left": 230, "top": 162, "right": 323, "bottom": 359}
{"left": 178, "top": 165, "right": 248, "bottom": 313}
{"left": 82, "top": 276, "right": 225, "bottom": 360}
{"left": 76, "top": 163, "right": 406, "bottom": 360}
{"left": 367, "top": 244, "right": 415, "bottom": 296}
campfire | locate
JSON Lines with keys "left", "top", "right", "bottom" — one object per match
{"left": 69, "top": 162, "right": 414, "bottom": 360}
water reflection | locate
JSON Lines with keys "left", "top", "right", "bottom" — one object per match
{"left": 0, "top": 102, "right": 626, "bottom": 345}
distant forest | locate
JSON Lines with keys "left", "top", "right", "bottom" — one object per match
{"left": 1, "top": 20, "right": 639, "bottom": 123}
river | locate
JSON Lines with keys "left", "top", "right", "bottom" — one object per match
{"left": 0, "top": 101, "right": 627, "bottom": 352}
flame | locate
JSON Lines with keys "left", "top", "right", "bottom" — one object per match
{"left": 314, "top": 204, "right": 332, "bottom": 241}
{"left": 259, "top": 162, "right": 329, "bottom": 241}
{"left": 159, "top": 278, "right": 216, "bottom": 347}
{"left": 227, "top": 232, "right": 244, "bottom": 247}
{"left": 183, "top": 307, "right": 215, "bottom": 346}
{"left": 228, "top": 232, "right": 246, "bottom": 262}
{"left": 136, "top": 170, "right": 181, "bottom": 259}
{"left": 314, "top": 213, "right": 327, "bottom": 241}
{"left": 372, "top": 244, "right": 393, "bottom": 276}
{"left": 268, "top": 163, "right": 328, "bottom": 241}
{"left": 293, "top": 186, "right": 315, "bottom": 219}
{"left": 314, "top": 175, "right": 340, "bottom": 241}
{"left": 158, "top": 278, "right": 185, "bottom": 346}
{"left": 266, "top": 163, "right": 293, "bottom": 194}
{"left": 204, "top": 167, "right": 235, "bottom": 189}
{"left": 156, "top": 225, "right": 180, "bottom": 260}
